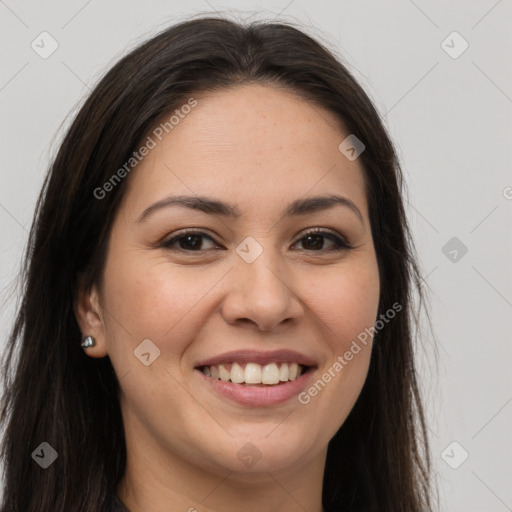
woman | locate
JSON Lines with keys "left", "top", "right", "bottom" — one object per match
{"left": 0, "top": 15, "right": 436, "bottom": 512}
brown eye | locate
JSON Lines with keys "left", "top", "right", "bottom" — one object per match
{"left": 292, "top": 229, "right": 353, "bottom": 252}
{"left": 161, "top": 231, "right": 219, "bottom": 251}
{"left": 160, "top": 228, "right": 353, "bottom": 254}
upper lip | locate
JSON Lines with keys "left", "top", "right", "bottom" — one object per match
{"left": 194, "top": 349, "right": 317, "bottom": 368}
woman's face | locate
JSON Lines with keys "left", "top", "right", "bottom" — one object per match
{"left": 80, "top": 84, "right": 380, "bottom": 490}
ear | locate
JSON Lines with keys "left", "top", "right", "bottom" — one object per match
{"left": 74, "top": 273, "right": 108, "bottom": 358}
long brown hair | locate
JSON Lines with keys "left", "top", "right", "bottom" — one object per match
{"left": 0, "top": 15, "right": 436, "bottom": 511}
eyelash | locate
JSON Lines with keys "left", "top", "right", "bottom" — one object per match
{"left": 160, "top": 228, "right": 353, "bottom": 253}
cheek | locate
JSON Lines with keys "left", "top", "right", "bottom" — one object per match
{"left": 297, "top": 257, "right": 379, "bottom": 420}
{"left": 102, "top": 251, "right": 228, "bottom": 355}
{"left": 305, "top": 259, "right": 380, "bottom": 349}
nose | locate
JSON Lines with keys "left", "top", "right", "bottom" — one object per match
{"left": 220, "top": 248, "right": 304, "bottom": 332}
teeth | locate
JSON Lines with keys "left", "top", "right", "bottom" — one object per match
{"left": 219, "top": 364, "right": 230, "bottom": 382}
{"left": 279, "top": 363, "right": 289, "bottom": 382}
{"left": 200, "top": 362, "right": 306, "bottom": 385}
{"left": 288, "top": 362, "right": 299, "bottom": 380}
{"left": 245, "top": 363, "right": 262, "bottom": 384}
{"left": 230, "top": 362, "right": 245, "bottom": 384}
{"left": 262, "top": 363, "right": 280, "bottom": 385}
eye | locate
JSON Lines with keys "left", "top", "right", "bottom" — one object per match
{"left": 160, "top": 228, "right": 353, "bottom": 253}
{"left": 160, "top": 230, "right": 219, "bottom": 252}
{"left": 292, "top": 228, "right": 353, "bottom": 252}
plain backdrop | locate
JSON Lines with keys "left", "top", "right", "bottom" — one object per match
{"left": 1, "top": 1, "right": 511, "bottom": 510}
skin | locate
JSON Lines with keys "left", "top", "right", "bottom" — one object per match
{"left": 75, "top": 84, "right": 380, "bottom": 512}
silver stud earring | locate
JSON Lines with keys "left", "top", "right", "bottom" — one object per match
{"left": 81, "top": 335, "right": 96, "bottom": 348}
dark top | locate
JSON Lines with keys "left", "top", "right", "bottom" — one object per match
{"left": 105, "top": 491, "right": 131, "bottom": 512}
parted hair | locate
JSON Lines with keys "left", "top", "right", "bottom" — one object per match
{"left": 0, "top": 15, "right": 435, "bottom": 512}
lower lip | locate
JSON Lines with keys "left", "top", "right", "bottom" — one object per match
{"left": 195, "top": 368, "right": 315, "bottom": 407}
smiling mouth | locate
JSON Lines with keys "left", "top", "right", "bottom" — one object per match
{"left": 196, "top": 362, "right": 311, "bottom": 386}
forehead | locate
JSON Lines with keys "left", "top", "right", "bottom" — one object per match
{"left": 121, "top": 84, "right": 369, "bottom": 221}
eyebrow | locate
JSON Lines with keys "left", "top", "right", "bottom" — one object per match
{"left": 136, "top": 194, "right": 364, "bottom": 224}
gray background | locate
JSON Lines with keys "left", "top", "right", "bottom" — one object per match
{"left": 1, "top": 1, "right": 511, "bottom": 510}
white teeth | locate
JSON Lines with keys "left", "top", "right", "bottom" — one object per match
{"left": 201, "top": 362, "right": 306, "bottom": 385}
{"left": 230, "top": 362, "right": 245, "bottom": 384}
{"left": 219, "top": 364, "right": 230, "bottom": 382}
{"left": 279, "top": 363, "right": 289, "bottom": 382}
{"left": 245, "top": 363, "right": 262, "bottom": 384}
{"left": 262, "top": 363, "right": 280, "bottom": 384}
{"left": 288, "top": 363, "right": 299, "bottom": 380}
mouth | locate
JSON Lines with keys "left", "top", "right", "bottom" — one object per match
{"left": 196, "top": 362, "right": 312, "bottom": 386}
{"left": 193, "top": 349, "right": 317, "bottom": 406}
{"left": 193, "top": 350, "right": 317, "bottom": 406}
